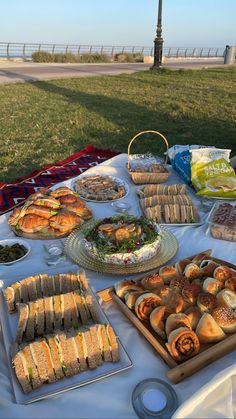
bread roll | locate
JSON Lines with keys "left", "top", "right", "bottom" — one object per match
{"left": 135, "top": 293, "right": 162, "bottom": 321}
{"left": 212, "top": 307, "right": 236, "bottom": 333}
{"left": 169, "top": 276, "right": 188, "bottom": 293}
{"left": 124, "top": 290, "right": 148, "bottom": 310}
{"left": 213, "top": 265, "right": 233, "bottom": 283}
{"left": 175, "top": 258, "right": 192, "bottom": 275}
{"left": 191, "top": 250, "right": 212, "bottom": 265}
{"left": 225, "top": 276, "right": 236, "bottom": 292}
{"left": 165, "top": 313, "right": 191, "bottom": 338}
{"left": 158, "top": 266, "right": 179, "bottom": 284}
{"left": 196, "top": 313, "right": 226, "bottom": 343}
{"left": 154, "top": 286, "right": 186, "bottom": 313}
{"left": 150, "top": 306, "right": 168, "bottom": 339}
{"left": 202, "top": 277, "right": 223, "bottom": 295}
{"left": 182, "top": 283, "right": 202, "bottom": 305}
{"left": 216, "top": 289, "right": 236, "bottom": 309}
{"left": 166, "top": 327, "right": 200, "bottom": 362}
{"left": 197, "top": 292, "right": 218, "bottom": 313}
{"left": 114, "top": 280, "right": 143, "bottom": 299}
{"left": 199, "top": 260, "right": 219, "bottom": 277}
{"left": 183, "top": 263, "right": 202, "bottom": 280}
{"left": 141, "top": 273, "right": 164, "bottom": 290}
{"left": 184, "top": 306, "right": 202, "bottom": 330}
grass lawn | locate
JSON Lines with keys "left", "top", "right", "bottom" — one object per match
{"left": 0, "top": 67, "right": 235, "bottom": 183}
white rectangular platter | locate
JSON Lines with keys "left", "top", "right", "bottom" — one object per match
{"left": 0, "top": 266, "right": 132, "bottom": 404}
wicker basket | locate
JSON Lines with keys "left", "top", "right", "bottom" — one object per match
{"left": 127, "top": 130, "right": 170, "bottom": 184}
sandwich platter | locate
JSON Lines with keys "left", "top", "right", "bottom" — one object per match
{"left": 73, "top": 175, "right": 129, "bottom": 203}
{"left": 0, "top": 266, "right": 132, "bottom": 404}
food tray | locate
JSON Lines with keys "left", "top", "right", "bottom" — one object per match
{"left": 207, "top": 201, "right": 236, "bottom": 242}
{"left": 64, "top": 227, "right": 178, "bottom": 275}
{"left": 73, "top": 175, "right": 129, "bottom": 202}
{"left": 127, "top": 130, "right": 170, "bottom": 184}
{"left": 98, "top": 252, "right": 236, "bottom": 384}
{"left": 0, "top": 266, "right": 132, "bottom": 404}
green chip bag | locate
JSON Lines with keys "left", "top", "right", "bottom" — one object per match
{"left": 190, "top": 148, "right": 236, "bottom": 198}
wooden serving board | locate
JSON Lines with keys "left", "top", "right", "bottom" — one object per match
{"left": 98, "top": 250, "right": 236, "bottom": 383}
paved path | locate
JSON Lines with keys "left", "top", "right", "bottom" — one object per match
{"left": 0, "top": 58, "right": 226, "bottom": 84}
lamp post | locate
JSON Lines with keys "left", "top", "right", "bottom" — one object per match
{"left": 152, "top": 0, "right": 163, "bottom": 69}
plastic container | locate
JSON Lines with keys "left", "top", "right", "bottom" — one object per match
{"left": 207, "top": 201, "right": 236, "bottom": 242}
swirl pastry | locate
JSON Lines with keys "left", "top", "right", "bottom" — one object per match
{"left": 202, "top": 277, "right": 223, "bottom": 295}
{"left": 141, "top": 273, "right": 164, "bottom": 290}
{"left": 196, "top": 313, "right": 226, "bottom": 343}
{"left": 150, "top": 306, "right": 168, "bottom": 339}
{"left": 135, "top": 293, "right": 162, "bottom": 321}
{"left": 166, "top": 327, "right": 200, "bottom": 362}
{"left": 184, "top": 306, "right": 202, "bottom": 330}
{"left": 124, "top": 290, "right": 148, "bottom": 310}
{"left": 197, "top": 292, "right": 218, "bottom": 313}
{"left": 212, "top": 307, "right": 236, "bottom": 333}
{"left": 165, "top": 313, "right": 192, "bottom": 338}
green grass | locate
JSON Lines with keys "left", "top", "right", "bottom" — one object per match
{"left": 0, "top": 67, "right": 235, "bottom": 183}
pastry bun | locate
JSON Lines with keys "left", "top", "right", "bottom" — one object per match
{"left": 154, "top": 286, "right": 186, "bottom": 313}
{"left": 202, "top": 277, "right": 223, "bottom": 295}
{"left": 184, "top": 306, "right": 202, "bottom": 330}
{"left": 196, "top": 313, "right": 226, "bottom": 343}
{"left": 200, "top": 260, "right": 219, "bottom": 277}
{"left": 213, "top": 265, "right": 233, "bottom": 283}
{"left": 183, "top": 263, "right": 202, "bottom": 280}
{"left": 225, "top": 276, "right": 236, "bottom": 292}
{"left": 169, "top": 276, "right": 188, "bottom": 293}
{"left": 124, "top": 290, "right": 148, "bottom": 310}
{"left": 158, "top": 266, "right": 179, "bottom": 284}
{"left": 166, "top": 327, "right": 200, "bottom": 362}
{"left": 182, "top": 283, "right": 202, "bottom": 305}
{"left": 191, "top": 250, "right": 212, "bottom": 265}
{"left": 216, "top": 289, "right": 236, "bottom": 309}
{"left": 141, "top": 273, "right": 164, "bottom": 290}
{"left": 114, "top": 280, "right": 142, "bottom": 299}
{"left": 135, "top": 293, "right": 162, "bottom": 321}
{"left": 197, "top": 292, "right": 218, "bottom": 313}
{"left": 150, "top": 306, "right": 168, "bottom": 339}
{"left": 175, "top": 258, "right": 192, "bottom": 275}
{"left": 165, "top": 313, "right": 191, "bottom": 338}
{"left": 212, "top": 307, "right": 236, "bottom": 334}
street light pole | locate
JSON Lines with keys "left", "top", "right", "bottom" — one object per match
{"left": 152, "top": 0, "right": 163, "bottom": 69}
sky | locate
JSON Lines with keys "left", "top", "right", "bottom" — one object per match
{"left": 0, "top": 0, "right": 235, "bottom": 48}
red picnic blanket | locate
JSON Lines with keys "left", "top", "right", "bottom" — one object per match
{"left": 0, "top": 145, "right": 120, "bottom": 215}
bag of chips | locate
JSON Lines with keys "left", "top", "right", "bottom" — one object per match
{"left": 190, "top": 148, "right": 236, "bottom": 198}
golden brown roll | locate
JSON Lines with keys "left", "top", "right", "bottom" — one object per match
{"left": 182, "top": 283, "right": 202, "bottom": 305}
{"left": 150, "top": 306, "right": 168, "bottom": 339}
{"left": 202, "top": 277, "right": 223, "bottom": 295}
{"left": 216, "top": 289, "right": 236, "bottom": 309}
{"left": 183, "top": 263, "right": 202, "bottom": 280}
{"left": 33, "top": 196, "right": 60, "bottom": 209}
{"left": 141, "top": 273, "right": 164, "bottom": 290}
{"left": 213, "top": 265, "right": 233, "bottom": 283}
{"left": 200, "top": 260, "right": 219, "bottom": 277}
{"left": 114, "top": 280, "right": 143, "bottom": 300}
{"left": 61, "top": 202, "right": 93, "bottom": 220}
{"left": 212, "top": 307, "right": 236, "bottom": 333}
{"left": 169, "top": 276, "right": 188, "bottom": 293}
{"left": 175, "top": 258, "right": 192, "bottom": 275}
{"left": 18, "top": 214, "right": 50, "bottom": 233}
{"left": 49, "top": 209, "right": 83, "bottom": 233}
{"left": 158, "top": 266, "right": 179, "bottom": 284}
{"left": 197, "top": 292, "right": 218, "bottom": 313}
{"left": 165, "top": 313, "right": 192, "bottom": 338}
{"left": 196, "top": 313, "right": 226, "bottom": 343}
{"left": 191, "top": 250, "right": 212, "bottom": 265}
{"left": 225, "top": 276, "right": 236, "bottom": 292}
{"left": 58, "top": 194, "right": 80, "bottom": 204}
{"left": 124, "top": 290, "right": 149, "bottom": 309}
{"left": 135, "top": 293, "right": 162, "bottom": 321}
{"left": 25, "top": 205, "right": 57, "bottom": 219}
{"left": 50, "top": 186, "right": 75, "bottom": 198}
{"left": 154, "top": 286, "right": 185, "bottom": 313}
{"left": 184, "top": 306, "right": 202, "bottom": 330}
{"left": 166, "top": 327, "right": 200, "bottom": 362}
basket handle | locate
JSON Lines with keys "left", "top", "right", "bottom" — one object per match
{"left": 127, "top": 130, "right": 169, "bottom": 170}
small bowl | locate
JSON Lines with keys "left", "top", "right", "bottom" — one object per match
{"left": 0, "top": 239, "right": 31, "bottom": 265}
{"left": 111, "top": 201, "right": 131, "bottom": 213}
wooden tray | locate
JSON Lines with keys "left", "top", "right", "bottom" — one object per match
{"left": 98, "top": 251, "right": 236, "bottom": 383}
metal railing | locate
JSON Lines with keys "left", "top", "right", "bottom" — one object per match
{"left": 0, "top": 42, "right": 225, "bottom": 60}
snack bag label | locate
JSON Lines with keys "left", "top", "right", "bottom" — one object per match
{"left": 190, "top": 148, "right": 236, "bottom": 198}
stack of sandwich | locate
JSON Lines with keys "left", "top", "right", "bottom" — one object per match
{"left": 3, "top": 271, "right": 119, "bottom": 393}
{"left": 114, "top": 250, "right": 236, "bottom": 363}
{"left": 138, "top": 184, "right": 199, "bottom": 224}
{"left": 8, "top": 186, "right": 93, "bottom": 239}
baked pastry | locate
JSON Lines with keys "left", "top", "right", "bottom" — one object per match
{"left": 50, "top": 209, "right": 83, "bottom": 233}
{"left": 124, "top": 290, "right": 148, "bottom": 310}
{"left": 184, "top": 306, "right": 202, "bottom": 330}
{"left": 165, "top": 313, "right": 192, "bottom": 338}
{"left": 61, "top": 201, "right": 93, "bottom": 220}
{"left": 33, "top": 197, "right": 60, "bottom": 209}
{"left": 182, "top": 283, "right": 202, "bottom": 305}
{"left": 169, "top": 276, "right": 188, "bottom": 293}
{"left": 114, "top": 280, "right": 143, "bottom": 300}
{"left": 50, "top": 187, "right": 76, "bottom": 198}
{"left": 150, "top": 306, "right": 168, "bottom": 339}
{"left": 18, "top": 215, "right": 50, "bottom": 233}
{"left": 135, "top": 293, "right": 162, "bottom": 321}
{"left": 25, "top": 205, "right": 58, "bottom": 219}
{"left": 196, "top": 313, "right": 226, "bottom": 343}
{"left": 58, "top": 194, "right": 79, "bottom": 204}
{"left": 184, "top": 263, "right": 202, "bottom": 281}
{"left": 159, "top": 266, "right": 179, "bottom": 284}
{"left": 213, "top": 265, "right": 233, "bottom": 283}
{"left": 225, "top": 276, "right": 236, "bottom": 292}
{"left": 202, "top": 277, "right": 223, "bottom": 295}
{"left": 200, "top": 260, "right": 219, "bottom": 277}
{"left": 197, "top": 292, "right": 218, "bottom": 312}
{"left": 175, "top": 258, "right": 192, "bottom": 275}
{"left": 141, "top": 273, "right": 164, "bottom": 290}
{"left": 155, "top": 286, "right": 186, "bottom": 313}
{"left": 166, "top": 327, "right": 200, "bottom": 362}
{"left": 216, "top": 289, "right": 236, "bottom": 309}
{"left": 191, "top": 250, "right": 212, "bottom": 265}
{"left": 211, "top": 307, "right": 236, "bottom": 333}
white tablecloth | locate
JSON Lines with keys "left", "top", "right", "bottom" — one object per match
{"left": 0, "top": 153, "right": 235, "bottom": 418}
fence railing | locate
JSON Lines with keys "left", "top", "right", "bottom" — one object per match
{"left": 0, "top": 42, "right": 225, "bottom": 60}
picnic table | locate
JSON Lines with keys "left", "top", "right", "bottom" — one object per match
{"left": 0, "top": 153, "right": 235, "bottom": 418}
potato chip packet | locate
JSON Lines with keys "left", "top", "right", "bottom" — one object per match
{"left": 190, "top": 148, "right": 236, "bottom": 198}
